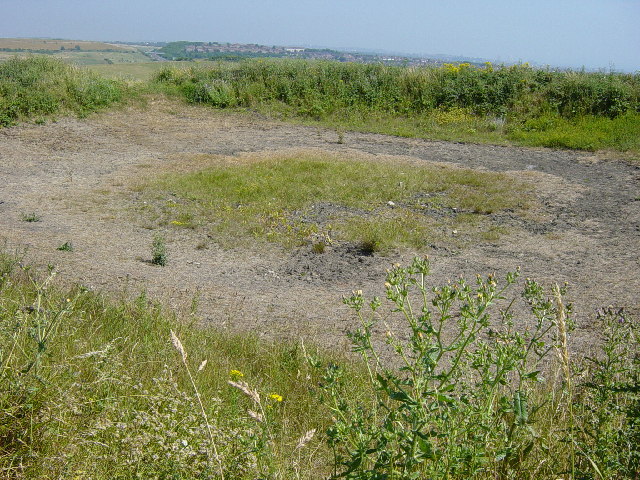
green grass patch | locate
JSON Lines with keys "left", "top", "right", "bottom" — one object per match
{"left": 256, "top": 103, "right": 512, "bottom": 146}
{"left": 144, "top": 153, "right": 531, "bottom": 251}
{"left": 507, "top": 110, "right": 640, "bottom": 152}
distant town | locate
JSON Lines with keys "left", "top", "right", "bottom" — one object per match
{"left": 152, "top": 40, "right": 489, "bottom": 67}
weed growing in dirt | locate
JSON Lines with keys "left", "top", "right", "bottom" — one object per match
{"left": 21, "top": 212, "right": 41, "bottom": 222}
{"left": 147, "top": 153, "right": 532, "bottom": 251}
{"left": 151, "top": 233, "right": 167, "bottom": 265}
{"left": 307, "top": 257, "right": 639, "bottom": 479}
{"left": 312, "top": 242, "right": 326, "bottom": 254}
{"left": 56, "top": 241, "right": 73, "bottom": 251}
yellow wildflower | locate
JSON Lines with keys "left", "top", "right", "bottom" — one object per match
{"left": 269, "top": 393, "right": 283, "bottom": 402}
{"left": 230, "top": 369, "right": 244, "bottom": 379}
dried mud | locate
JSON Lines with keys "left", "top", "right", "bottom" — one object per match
{"left": 1, "top": 99, "right": 638, "bottom": 355}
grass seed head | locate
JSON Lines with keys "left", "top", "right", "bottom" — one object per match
{"left": 228, "top": 380, "right": 261, "bottom": 404}
{"left": 296, "top": 429, "right": 316, "bottom": 449}
{"left": 170, "top": 330, "right": 187, "bottom": 363}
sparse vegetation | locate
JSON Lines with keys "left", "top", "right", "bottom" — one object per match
{"left": 151, "top": 233, "right": 167, "bottom": 266}
{"left": 20, "top": 212, "right": 40, "bottom": 222}
{"left": 142, "top": 153, "right": 532, "bottom": 251}
{"left": 56, "top": 241, "right": 73, "bottom": 252}
{"left": 1, "top": 254, "right": 637, "bottom": 479}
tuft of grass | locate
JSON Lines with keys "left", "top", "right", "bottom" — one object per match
{"left": 144, "top": 153, "right": 532, "bottom": 251}
{"left": 21, "top": 212, "right": 41, "bottom": 222}
{"left": 56, "top": 241, "right": 73, "bottom": 252}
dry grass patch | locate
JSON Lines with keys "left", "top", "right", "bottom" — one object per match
{"left": 0, "top": 38, "right": 132, "bottom": 51}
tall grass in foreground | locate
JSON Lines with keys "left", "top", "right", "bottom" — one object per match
{"left": 0, "top": 56, "right": 127, "bottom": 126}
{"left": 1, "top": 253, "right": 638, "bottom": 478}
{"left": 0, "top": 255, "right": 343, "bottom": 479}
{"left": 154, "top": 59, "right": 640, "bottom": 153}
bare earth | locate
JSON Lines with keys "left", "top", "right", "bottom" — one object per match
{"left": 1, "top": 99, "right": 639, "bottom": 354}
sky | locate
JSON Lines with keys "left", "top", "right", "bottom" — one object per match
{"left": 1, "top": 0, "right": 638, "bottom": 71}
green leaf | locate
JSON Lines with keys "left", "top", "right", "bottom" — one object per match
{"left": 416, "top": 436, "right": 436, "bottom": 460}
{"left": 514, "top": 390, "right": 529, "bottom": 424}
{"left": 523, "top": 370, "right": 541, "bottom": 381}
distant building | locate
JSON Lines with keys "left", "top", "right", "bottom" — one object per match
{"left": 285, "top": 48, "right": 305, "bottom": 53}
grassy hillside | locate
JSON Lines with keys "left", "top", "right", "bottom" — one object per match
{"left": 0, "top": 38, "right": 151, "bottom": 66}
{"left": 0, "top": 38, "right": 132, "bottom": 52}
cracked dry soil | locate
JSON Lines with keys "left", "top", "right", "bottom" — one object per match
{"left": 1, "top": 99, "right": 638, "bottom": 355}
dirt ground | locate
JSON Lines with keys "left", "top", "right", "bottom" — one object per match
{"left": 1, "top": 99, "right": 638, "bottom": 356}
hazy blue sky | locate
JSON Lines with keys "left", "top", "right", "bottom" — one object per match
{"left": 1, "top": 0, "right": 638, "bottom": 71}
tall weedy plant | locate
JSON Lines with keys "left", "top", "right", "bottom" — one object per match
{"left": 310, "top": 257, "right": 572, "bottom": 479}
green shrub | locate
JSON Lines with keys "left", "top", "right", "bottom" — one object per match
{"left": 150, "top": 233, "right": 167, "bottom": 266}
{"left": 0, "top": 56, "right": 126, "bottom": 125}
{"left": 309, "top": 257, "right": 639, "bottom": 479}
{"left": 573, "top": 307, "right": 640, "bottom": 478}
{"left": 154, "top": 60, "right": 640, "bottom": 121}
{"left": 310, "top": 259, "right": 561, "bottom": 478}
